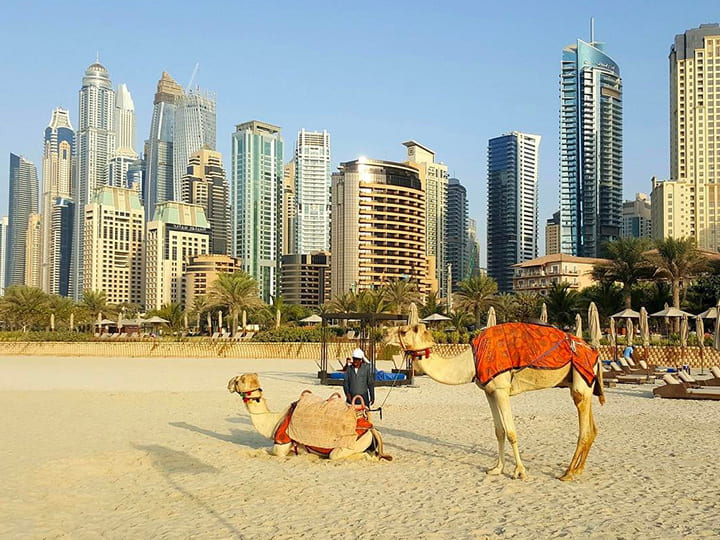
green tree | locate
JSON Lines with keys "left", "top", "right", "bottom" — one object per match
{"left": 454, "top": 275, "right": 499, "bottom": 328}
{"left": 420, "top": 291, "right": 446, "bottom": 318}
{"left": 0, "top": 286, "right": 50, "bottom": 330}
{"left": 651, "top": 237, "right": 708, "bottom": 310}
{"left": 47, "top": 294, "right": 76, "bottom": 330}
{"left": 592, "top": 237, "right": 653, "bottom": 309}
{"left": 579, "top": 282, "right": 623, "bottom": 322}
{"left": 147, "top": 303, "right": 185, "bottom": 332}
{"left": 545, "top": 282, "right": 581, "bottom": 328}
{"left": 208, "top": 271, "right": 263, "bottom": 336}
{"left": 381, "top": 279, "right": 422, "bottom": 315}
{"left": 355, "top": 288, "right": 391, "bottom": 315}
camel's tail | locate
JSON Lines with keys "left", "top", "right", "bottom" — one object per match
{"left": 593, "top": 360, "right": 606, "bottom": 406}
{"left": 370, "top": 428, "right": 393, "bottom": 461}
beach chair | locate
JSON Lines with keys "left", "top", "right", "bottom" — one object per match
{"left": 210, "top": 332, "right": 220, "bottom": 340}
{"left": 653, "top": 373, "right": 720, "bottom": 400}
{"left": 605, "top": 361, "right": 651, "bottom": 384}
{"left": 242, "top": 331, "right": 255, "bottom": 341}
{"left": 699, "top": 366, "right": 720, "bottom": 386}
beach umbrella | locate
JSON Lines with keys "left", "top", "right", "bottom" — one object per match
{"left": 715, "top": 300, "right": 720, "bottom": 352}
{"left": 696, "top": 315, "right": 705, "bottom": 374}
{"left": 408, "top": 303, "right": 419, "bottom": 325}
{"left": 184, "top": 312, "right": 189, "bottom": 331}
{"left": 610, "top": 308, "right": 641, "bottom": 319}
{"left": 69, "top": 312, "right": 74, "bottom": 332}
{"left": 680, "top": 314, "right": 689, "bottom": 372}
{"left": 574, "top": 313, "right": 582, "bottom": 338}
{"left": 420, "top": 313, "right": 451, "bottom": 323}
{"left": 275, "top": 309, "right": 281, "bottom": 329}
{"left": 626, "top": 319, "right": 634, "bottom": 347}
{"left": 588, "top": 302, "right": 601, "bottom": 349}
{"left": 639, "top": 307, "right": 650, "bottom": 348}
{"left": 50, "top": 313, "right": 55, "bottom": 331}
{"left": 299, "top": 314, "right": 322, "bottom": 324}
{"left": 697, "top": 306, "right": 719, "bottom": 319}
{"left": 242, "top": 310, "right": 247, "bottom": 330}
{"left": 207, "top": 312, "right": 212, "bottom": 333}
{"left": 540, "top": 303, "right": 548, "bottom": 324}
{"left": 486, "top": 306, "right": 497, "bottom": 328}
{"left": 609, "top": 317, "right": 617, "bottom": 360}
{"left": 196, "top": 313, "right": 200, "bottom": 331}
{"left": 218, "top": 310, "right": 223, "bottom": 332}
{"left": 97, "top": 312, "right": 102, "bottom": 326}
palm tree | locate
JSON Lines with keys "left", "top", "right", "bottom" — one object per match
{"left": 323, "top": 292, "right": 358, "bottom": 328}
{"left": 545, "top": 282, "right": 581, "bottom": 328}
{"left": 0, "top": 286, "right": 50, "bottom": 330}
{"left": 78, "top": 290, "right": 112, "bottom": 330}
{"left": 507, "top": 292, "right": 543, "bottom": 323}
{"left": 381, "top": 279, "right": 422, "bottom": 315}
{"left": 47, "top": 294, "right": 76, "bottom": 330}
{"left": 208, "top": 271, "right": 263, "bottom": 336}
{"left": 147, "top": 303, "right": 185, "bottom": 332}
{"left": 592, "top": 237, "right": 653, "bottom": 309}
{"left": 579, "top": 282, "right": 623, "bottom": 322}
{"left": 448, "top": 309, "right": 473, "bottom": 333}
{"left": 454, "top": 275, "right": 499, "bottom": 328}
{"left": 420, "top": 290, "right": 446, "bottom": 318}
{"left": 651, "top": 237, "right": 708, "bottom": 310}
{"left": 355, "top": 288, "right": 391, "bottom": 315}
{"left": 269, "top": 295, "right": 286, "bottom": 329}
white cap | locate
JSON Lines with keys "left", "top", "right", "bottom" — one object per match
{"left": 351, "top": 348, "right": 366, "bottom": 360}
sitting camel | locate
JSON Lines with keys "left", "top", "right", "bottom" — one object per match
{"left": 228, "top": 373, "right": 389, "bottom": 460}
{"left": 386, "top": 322, "right": 604, "bottom": 481}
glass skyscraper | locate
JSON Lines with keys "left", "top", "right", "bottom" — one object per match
{"left": 559, "top": 38, "right": 623, "bottom": 257}
{"left": 295, "top": 129, "right": 331, "bottom": 254}
{"left": 6, "top": 154, "right": 38, "bottom": 288}
{"left": 231, "top": 121, "right": 284, "bottom": 302}
{"left": 173, "top": 89, "right": 216, "bottom": 200}
{"left": 445, "top": 178, "right": 469, "bottom": 292}
{"left": 487, "top": 132, "right": 541, "bottom": 293}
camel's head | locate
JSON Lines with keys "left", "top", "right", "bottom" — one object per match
{"left": 227, "top": 373, "right": 264, "bottom": 402}
{"left": 385, "top": 323, "right": 435, "bottom": 353}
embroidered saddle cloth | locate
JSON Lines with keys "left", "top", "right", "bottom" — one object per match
{"left": 471, "top": 322, "right": 598, "bottom": 386}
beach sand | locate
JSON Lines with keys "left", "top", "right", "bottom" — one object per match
{"left": 1, "top": 355, "right": 719, "bottom": 539}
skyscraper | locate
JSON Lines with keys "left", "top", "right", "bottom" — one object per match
{"left": 231, "top": 121, "right": 284, "bottom": 302}
{"left": 108, "top": 83, "right": 138, "bottom": 189}
{"left": 6, "top": 154, "right": 38, "bottom": 288}
{"left": 24, "top": 214, "right": 42, "bottom": 288}
{"left": 622, "top": 193, "right": 652, "bottom": 239}
{"left": 660, "top": 24, "right": 720, "bottom": 250}
{"left": 281, "top": 159, "right": 297, "bottom": 256}
{"left": 50, "top": 198, "right": 74, "bottom": 296}
{"left": 559, "top": 34, "right": 622, "bottom": 257}
{"left": 331, "top": 158, "right": 430, "bottom": 297}
{"left": 181, "top": 147, "right": 230, "bottom": 255}
{"left": 72, "top": 60, "right": 115, "bottom": 299}
{"left": 83, "top": 186, "right": 144, "bottom": 306}
{"left": 295, "top": 130, "right": 331, "bottom": 253}
{"left": 446, "top": 178, "right": 468, "bottom": 291}
{"left": 41, "top": 108, "right": 74, "bottom": 295}
{"left": 487, "top": 132, "right": 541, "bottom": 293}
{"left": 404, "top": 141, "right": 448, "bottom": 294}
{"left": 145, "top": 72, "right": 184, "bottom": 218}
{"left": 0, "top": 216, "right": 7, "bottom": 295}
{"left": 545, "top": 211, "right": 561, "bottom": 255}
{"left": 173, "top": 89, "right": 216, "bottom": 200}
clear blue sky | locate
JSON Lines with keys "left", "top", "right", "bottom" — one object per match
{"left": 1, "top": 0, "right": 718, "bottom": 264}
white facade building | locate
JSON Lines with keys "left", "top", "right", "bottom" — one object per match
{"left": 0, "top": 216, "right": 7, "bottom": 295}
{"left": 295, "top": 130, "right": 331, "bottom": 253}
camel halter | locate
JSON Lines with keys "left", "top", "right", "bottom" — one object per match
{"left": 397, "top": 328, "right": 430, "bottom": 359}
{"left": 239, "top": 388, "right": 263, "bottom": 403}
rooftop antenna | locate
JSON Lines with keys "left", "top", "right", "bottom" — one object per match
{"left": 96, "top": 51, "right": 100, "bottom": 63}
{"left": 590, "top": 17, "right": 595, "bottom": 44}
{"left": 186, "top": 62, "right": 199, "bottom": 92}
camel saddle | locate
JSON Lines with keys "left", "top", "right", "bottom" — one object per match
{"left": 472, "top": 323, "right": 598, "bottom": 386}
{"left": 281, "top": 392, "right": 369, "bottom": 450}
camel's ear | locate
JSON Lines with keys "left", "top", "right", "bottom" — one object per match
{"left": 227, "top": 376, "right": 239, "bottom": 393}
{"left": 236, "top": 373, "right": 261, "bottom": 392}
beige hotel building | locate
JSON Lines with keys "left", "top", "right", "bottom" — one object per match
{"left": 145, "top": 201, "right": 210, "bottom": 310}
{"left": 82, "top": 186, "right": 144, "bottom": 305}
{"left": 653, "top": 24, "right": 720, "bottom": 249}
{"left": 331, "top": 158, "right": 431, "bottom": 297}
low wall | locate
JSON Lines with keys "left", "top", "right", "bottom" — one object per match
{"left": 0, "top": 342, "right": 716, "bottom": 369}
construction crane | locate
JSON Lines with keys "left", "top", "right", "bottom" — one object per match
{"left": 186, "top": 62, "right": 199, "bottom": 93}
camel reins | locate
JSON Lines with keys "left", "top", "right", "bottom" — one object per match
{"left": 237, "top": 387, "right": 263, "bottom": 403}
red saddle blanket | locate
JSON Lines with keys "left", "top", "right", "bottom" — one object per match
{"left": 471, "top": 323, "right": 598, "bottom": 386}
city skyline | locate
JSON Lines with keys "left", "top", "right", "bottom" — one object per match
{"left": 1, "top": 2, "right": 719, "bottom": 265}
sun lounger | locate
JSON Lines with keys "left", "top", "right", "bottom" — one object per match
{"left": 653, "top": 373, "right": 720, "bottom": 400}
{"left": 604, "top": 361, "right": 651, "bottom": 384}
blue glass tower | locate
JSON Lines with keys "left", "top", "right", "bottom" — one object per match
{"left": 559, "top": 38, "right": 623, "bottom": 257}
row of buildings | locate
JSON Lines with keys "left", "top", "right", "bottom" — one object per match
{"left": 1, "top": 65, "right": 480, "bottom": 309}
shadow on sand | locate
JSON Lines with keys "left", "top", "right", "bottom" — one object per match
{"left": 169, "top": 421, "right": 266, "bottom": 449}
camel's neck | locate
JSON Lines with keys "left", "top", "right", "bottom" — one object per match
{"left": 416, "top": 348, "right": 476, "bottom": 385}
{"left": 244, "top": 398, "right": 289, "bottom": 439}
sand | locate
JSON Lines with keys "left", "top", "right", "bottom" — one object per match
{"left": 1, "top": 355, "right": 719, "bottom": 539}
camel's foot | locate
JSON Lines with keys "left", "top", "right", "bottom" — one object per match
{"left": 559, "top": 468, "right": 581, "bottom": 481}
{"left": 512, "top": 465, "right": 527, "bottom": 480}
{"left": 485, "top": 463, "right": 504, "bottom": 476}
{"left": 270, "top": 443, "right": 292, "bottom": 457}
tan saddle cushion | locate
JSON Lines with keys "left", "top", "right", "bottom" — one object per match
{"left": 287, "top": 393, "right": 359, "bottom": 449}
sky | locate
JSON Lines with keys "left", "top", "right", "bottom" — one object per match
{"left": 0, "top": 0, "right": 718, "bottom": 265}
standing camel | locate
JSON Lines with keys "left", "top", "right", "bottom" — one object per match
{"left": 386, "top": 322, "right": 604, "bottom": 481}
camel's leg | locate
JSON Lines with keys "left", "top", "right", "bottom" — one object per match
{"left": 328, "top": 431, "right": 373, "bottom": 460}
{"left": 270, "top": 442, "right": 292, "bottom": 457}
{"left": 492, "top": 387, "right": 527, "bottom": 480}
{"left": 560, "top": 377, "right": 598, "bottom": 481}
{"left": 484, "top": 389, "right": 506, "bottom": 476}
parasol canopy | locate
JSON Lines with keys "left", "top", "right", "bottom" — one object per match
{"left": 299, "top": 314, "right": 322, "bottom": 324}
{"left": 540, "top": 303, "right": 548, "bottom": 324}
{"left": 609, "top": 317, "right": 617, "bottom": 348}
{"left": 697, "top": 306, "right": 719, "bottom": 319}
{"left": 626, "top": 319, "right": 634, "bottom": 347}
{"left": 588, "top": 302, "right": 601, "bottom": 349}
{"left": 421, "top": 313, "right": 451, "bottom": 323}
{"left": 486, "top": 306, "right": 497, "bottom": 328}
{"left": 639, "top": 307, "right": 650, "bottom": 348}
{"left": 650, "top": 307, "right": 694, "bottom": 318}
{"left": 610, "top": 308, "right": 641, "bottom": 319}
{"left": 696, "top": 316, "right": 705, "bottom": 350}
{"left": 680, "top": 314, "right": 689, "bottom": 349}
{"left": 144, "top": 316, "right": 169, "bottom": 324}
{"left": 574, "top": 313, "right": 583, "bottom": 338}
{"left": 407, "top": 303, "right": 419, "bottom": 325}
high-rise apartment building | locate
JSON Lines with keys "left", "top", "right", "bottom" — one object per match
{"left": 487, "top": 132, "right": 541, "bottom": 293}
{"left": 280, "top": 252, "right": 330, "bottom": 307}
{"left": 466, "top": 218, "right": 481, "bottom": 279}
{"left": 83, "top": 186, "right": 144, "bottom": 305}
{"left": 184, "top": 254, "right": 240, "bottom": 311}
{"left": 330, "top": 158, "right": 430, "bottom": 297}
{"left": 6, "top": 154, "right": 38, "bottom": 288}
{"left": 653, "top": 24, "right": 720, "bottom": 249}
{"left": 145, "top": 201, "right": 210, "bottom": 310}
{"left": 231, "top": 121, "right": 284, "bottom": 302}
{"left": 295, "top": 130, "right": 331, "bottom": 253}
{"left": 50, "top": 198, "right": 74, "bottom": 296}
{"left": 0, "top": 217, "right": 7, "bottom": 295}
{"left": 404, "top": 141, "right": 448, "bottom": 294}
{"left": 173, "top": 89, "right": 216, "bottom": 200}
{"left": 281, "top": 159, "right": 297, "bottom": 255}
{"left": 446, "top": 178, "right": 468, "bottom": 291}
{"left": 72, "top": 61, "right": 116, "bottom": 299}
{"left": 24, "top": 214, "right": 42, "bottom": 288}
{"left": 559, "top": 36, "right": 623, "bottom": 257}
{"left": 41, "top": 108, "right": 74, "bottom": 294}
{"left": 181, "top": 148, "right": 230, "bottom": 255}
{"left": 545, "top": 211, "right": 561, "bottom": 255}
{"left": 622, "top": 193, "right": 652, "bottom": 239}
{"left": 145, "top": 72, "right": 184, "bottom": 219}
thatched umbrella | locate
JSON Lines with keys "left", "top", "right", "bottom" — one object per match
{"left": 588, "top": 302, "right": 601, "bottom": 349}
{"left": 626, "top": 319, "right": 634, "bottom": 347}
{"left": 486, "top": 306, "right": 497, "bottom": 328}
{"left": 574, "top": 313, "right": 583, "bottom": 338}
{"left": 696, "top": 315, "right": 705, "bottom": 374}
{"left": 50, "top": 313, "right": 55, "bottom": 331}
{"left": 540, "top": 303, "right": 548, "bottom": 324}
{"left": 609, "top": 317, "right": 617, "bottom": 360}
